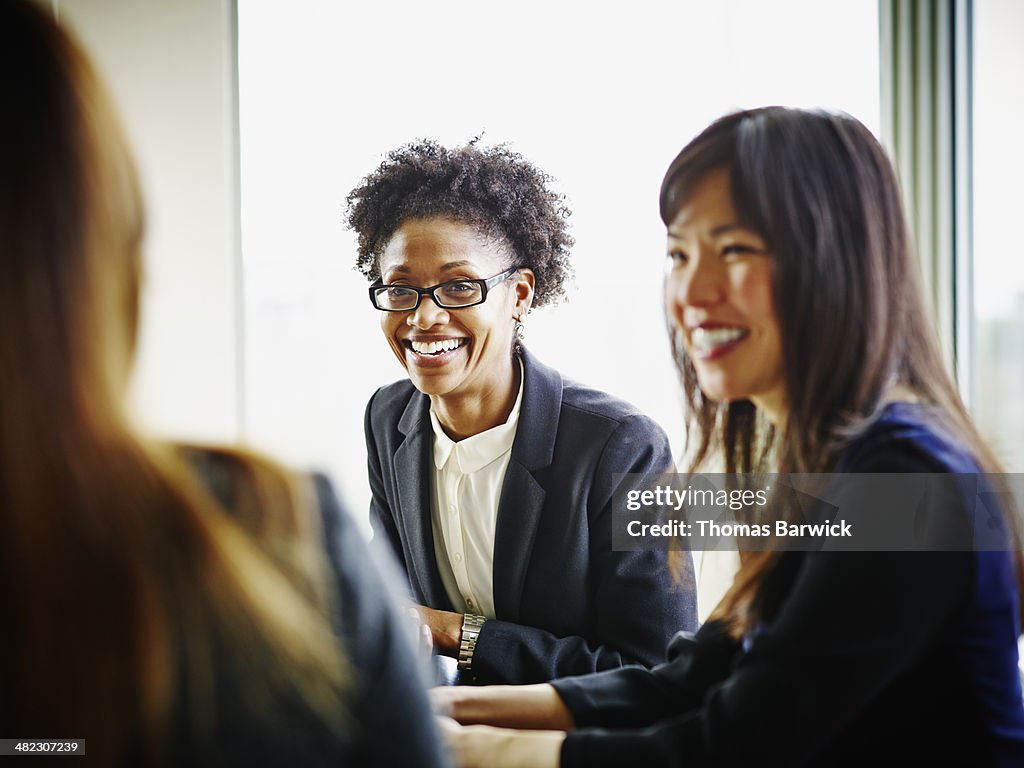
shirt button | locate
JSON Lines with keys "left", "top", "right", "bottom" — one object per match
{"left": 453, "top": 552, "right": 463, "bottom": 563}
{"left": 466, "top": 598, "right": 475, "bottom": 609}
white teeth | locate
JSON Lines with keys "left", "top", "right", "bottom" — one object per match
{"left": 411, "top": 339, "right": 466, "bottom": 355}
{"left": 691, "top": 327, "right": 746, "bottom": 352}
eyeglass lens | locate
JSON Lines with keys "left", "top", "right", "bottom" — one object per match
{"left": 374, "top": 280, "right": 484, "bottom": 310}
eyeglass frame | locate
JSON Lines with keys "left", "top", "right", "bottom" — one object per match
{"left": 368, "top": 267, "right": 519, "bottom": 312}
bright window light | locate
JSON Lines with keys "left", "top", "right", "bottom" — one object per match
{"left": 238, "top": 0, "right": 880, "bottom": 519}
{"left": 972, "top": 0, "right": 1024, "bottom": 470}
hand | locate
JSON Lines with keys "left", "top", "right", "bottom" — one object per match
{"left": 430, "top": 684, "right": 576, "bottom": 731}
{"left": 437, "top": 715, "right": 564, "bottom": 768}
{"left": 412, "top": 603, "right": 464, "bottom": 657}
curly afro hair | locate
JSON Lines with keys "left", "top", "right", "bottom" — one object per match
{"left": 345, "top": 139, "right": 574, "bottom": 308}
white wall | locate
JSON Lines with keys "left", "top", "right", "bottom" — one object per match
{"left": 56, "top": 0, "right": 241, "bottom": 444}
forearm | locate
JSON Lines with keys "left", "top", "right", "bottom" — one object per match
{"left": 433, "top": 684, "right": 575, "bottom": 731}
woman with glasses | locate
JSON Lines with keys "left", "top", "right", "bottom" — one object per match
{"left": 433, "top": 108, "right": 1024, "bottom": 766}
{"left": 346, "top": 140, "right": 696, "bottom": 685}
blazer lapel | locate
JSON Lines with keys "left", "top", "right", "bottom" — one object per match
{"left": 492, "top": 348, "right": 561, "bottom": 622}
{"left": 395, "top": 391, "right": 454, "bottom": 611}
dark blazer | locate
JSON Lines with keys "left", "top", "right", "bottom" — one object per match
{"left": 365, "top": 347, "right": 697, "bottom": 685}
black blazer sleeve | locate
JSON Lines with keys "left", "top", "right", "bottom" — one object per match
{"left": 471, "top": 415, "right": 697, "bottom": 683}
{"left": 551, "top": 621, "right": 739, "bottom": 730}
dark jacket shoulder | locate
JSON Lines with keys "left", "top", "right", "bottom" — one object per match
{"left": 559, "top": 374, "right": 668, "bottom": 438}
{"left": 367, "top": 378, "right": 419, "bottom": 427}
{"left": 562, "top": 372, "right": 655, "bottom": 417}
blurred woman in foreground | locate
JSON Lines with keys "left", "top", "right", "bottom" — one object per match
{"left": 0, "top": 2, "right": 445, "bottom": 765}
{"left": 434, "top": 108, "right": 1024, "bottom": 766}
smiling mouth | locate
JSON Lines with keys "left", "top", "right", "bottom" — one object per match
{"left": 407, "top": 338, "right": 468, "bottom": 357}
{"left": 690, "top": 327, "right": 749, "bottom": 358}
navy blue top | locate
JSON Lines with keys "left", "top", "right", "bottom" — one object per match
{"left": 556, "top": 403, "right": 1024, "bottom": 767}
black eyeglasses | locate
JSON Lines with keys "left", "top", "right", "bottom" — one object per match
{"left": 369, "top": 267, "right": 517, "bottom": 312}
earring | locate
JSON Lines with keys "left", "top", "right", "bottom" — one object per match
{"left": 513, "top": 314, "right": 526, "bottom": 352}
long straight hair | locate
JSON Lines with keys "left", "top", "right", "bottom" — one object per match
{"left": 0, "top": 2, "right": 345, "bottom": 762}
{"left": 660, "top": 107, "right": 1023, "bottom": 636}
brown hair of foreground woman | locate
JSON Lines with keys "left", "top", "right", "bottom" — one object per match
{"left": 0, "top": 2, "right": 352, "bottom": 764}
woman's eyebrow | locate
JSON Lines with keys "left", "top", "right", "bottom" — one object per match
{"left": 439, "top": 260, "right": 472, "bottom": 271}
{"left": 383, "top": 260, "right": 474, "bottom": 278}
{"left": 668, "top": 222, "right": 743, "bottom": 239}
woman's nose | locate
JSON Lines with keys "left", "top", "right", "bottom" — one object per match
{"left": 666, "top": 258, "right": 726, "bottom": 335}
{"left": 667, "top": 257, "right": 725, "bottom": 311}
{"left": 407, "top": 295, "right": 450, "bottom": 329}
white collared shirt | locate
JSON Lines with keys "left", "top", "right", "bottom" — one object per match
{"left": 428, "top": 363, "right": 524, "bottom": 619}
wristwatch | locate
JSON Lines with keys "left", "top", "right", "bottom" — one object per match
{"left": 457, "top": 613, "right": 487, "bottom": 672}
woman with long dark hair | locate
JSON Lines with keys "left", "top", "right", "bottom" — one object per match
{"left": 0, "top": 2, "right": 445, "bottom": 765}
{"left": 433, "top": 107, "right": 1024, "bottom": 766}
